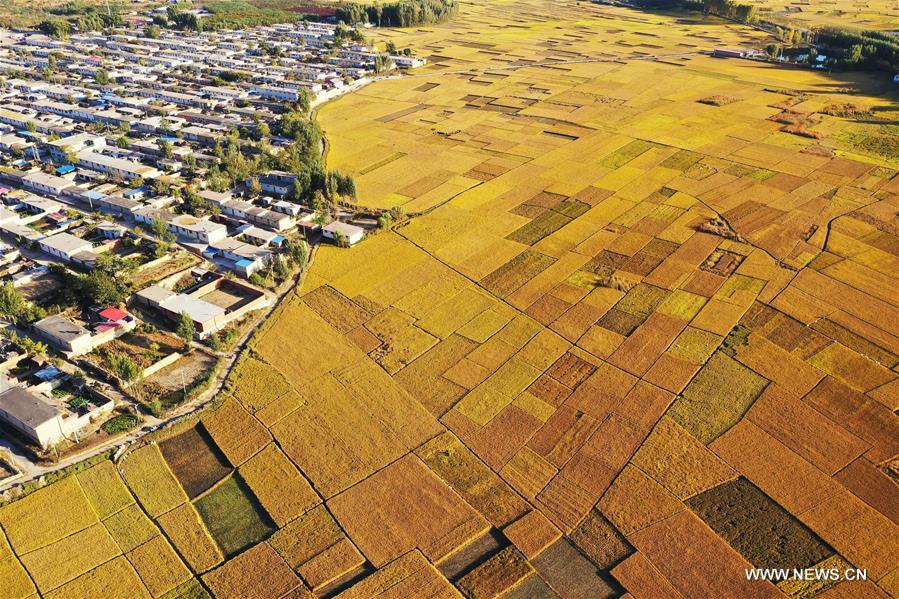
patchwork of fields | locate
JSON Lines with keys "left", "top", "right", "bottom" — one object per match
{"left": 0, "top": 0, "right": 897, "bottom": 597}
{"left": 744, "top": 0, "right": 899, "bottom": 30}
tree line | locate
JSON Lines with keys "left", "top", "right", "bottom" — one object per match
{"left": 335, "top": 0, "right": 459, "bottom": 27}
{"left": 626, "top": 0, "right": 756, "bottom": 24}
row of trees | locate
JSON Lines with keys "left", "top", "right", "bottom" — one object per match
{"left": 629, "top": 0, "right": 756, "bottom": 23}
{"left": 39, "top": 5, "right": 121, "bottom": 39}
{"left": 816, "top": 28, "right": 899, "bottom": 72}
{"left": 336, "top": 0, "right": 460, "bottom": 27}
{"left": 699, "top": 0, "right": 757, "bottom": 23}
{"left": 159, "top": 3, "right": 312, "bottom": 32}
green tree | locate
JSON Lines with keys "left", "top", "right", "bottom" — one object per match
{"left": 95, "top": 69, "right": 110, "bottom": 85}
{"left": 84, "top": 270, "right": 127, "bottom": 306}
{"left": 286, "top": 240, "right": 306, "bottom": 266}
{"left": 176, "top": 311, "right": 195, "bottom": 343}
{"left": 107, "top": 353, "right": 142, "bottom": 383}
{"left": 39, "top": 18, "right": 71, "bottom": 39}
{"left": 0, "top": 282, "right": 26, "bottom": 319}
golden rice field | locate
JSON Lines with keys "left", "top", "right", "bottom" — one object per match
{"left": 746, "top": 0, "right": 899, "bottom": 30}
{"left": 0, "top": 0, "right": 897, "bottom": 596}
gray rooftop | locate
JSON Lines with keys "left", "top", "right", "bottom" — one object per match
{"left": 34, "top": 314, "right": 91, "bottom": 343}
{"left": 0, "top": 386, "right": 59, "bottom": 428}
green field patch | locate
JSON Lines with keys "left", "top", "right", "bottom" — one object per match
{"left": 194, "top": 474, "right": 275, "bottom": 557}
{"left": 482, "top": 251, "right": 557, "bottom": 297}
{"left": 599, "top": 139, "right": 659, "bottom": 169}
{"left": 660, "top": 149, "right": 704, "bottom": 171}
{"left": 668, "top": 327, "right": 722, "bottom": 364}
{"left": 615, "top": 283, "right": 669, "bottom": 319}
{"left": 506, "top": 210, "right": 573, "bottom": 245}
{"left": 668, "top": 352, "right": 768, "bottom": 444}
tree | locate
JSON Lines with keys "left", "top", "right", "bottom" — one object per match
{"left": 286, "top": 240, "right": 306, "bottom": 266}
{"left": 150, "top": 215, "right": 175, "bottom": 243}
{"left": 0, "top": 282, "right": 26, "bottom": 319}
{"left": 95, "top": 69, "right": 110, "bottom": 85}
{"left": 39, "top": 18, "right": 71, "bottom": 39}
{"left": 145, "top": 24, "right": 161, "bottom": 38}
{"left": 331, "top": 171, "right": 357, "bottom": 200}
{"left": 107, "top": 353, "right": 141, "bottom": 384}
{"left": 249, "top": 177, "right": 262, "bottom": 197}
{"left": 386, "top": 40, "right": 398, "bottom": 54}
{"left": 292, "top": 170, "right": 311, "bottom": 201}
{"left": 84, "top": 270, "right": 127, "bottom": 306}
{"left": 176, "top": 311, "right": 195, "bottom": 343}
{"left": 159, "top": 139, "right": 174, "bottom": 159}
{"left": 273, "top": 257, "right": 290, "bottom": 280}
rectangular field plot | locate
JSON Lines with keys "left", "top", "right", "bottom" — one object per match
{"left": 686, "top": 478, "right": 833, "bottom": 570}
{"left": 194, "top": 475, "right": 275, "bottom": 557}
{"left": 159, "top": 425, "right": 232, "bottom": 499}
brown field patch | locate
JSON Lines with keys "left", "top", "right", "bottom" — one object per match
{"left": 455, "top": 546, "right": 532, "bottom": 599}
{"left": 328, "top": 454, "right": 488, "bottom": 567}
{"left": 203, "top": 542, "right": 301, "bottom": 599}
{"left": 416, "top": 432, "right": 529, "bottom": 528}
{"left": 159, "top": 425, "right": 232, "bottom": 499}
{"left": 686, "top": 477, "right": 833, "bottom": 570}
{"left": 631, "top": 416, "right": 736, "bottom": 500}
{"left": 337, "top": 549, "right": 457, "bottom": 598}
{"left": 568, "top": 508, "right": 633, "bottom": 569}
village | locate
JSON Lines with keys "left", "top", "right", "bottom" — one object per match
{"left": 0, "top": 18, "right": 420, "bottom": 479}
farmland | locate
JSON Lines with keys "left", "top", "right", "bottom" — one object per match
{"left": 0, "top": 0, "right": 896, "bottom": 596}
